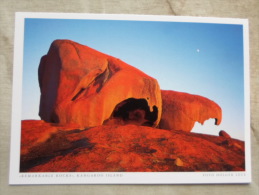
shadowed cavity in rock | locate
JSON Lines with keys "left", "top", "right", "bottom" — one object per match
{"left": 104, "top": 98, "right": 158, "bottom": 126}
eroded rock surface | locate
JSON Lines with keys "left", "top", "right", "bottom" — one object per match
{"left": 38, "top": 40, "right": 162, "bottom": 128}
{"left": 21, "top": 120, "right": 245, "bottom": 172}
{"left": 159, "top": 90, "right": 222, "bottom": 132}
{"left": 22, "top": 39, "right": 244, "bottom": 173}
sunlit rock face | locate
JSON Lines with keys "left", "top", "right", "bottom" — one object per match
{"left": 20, "top": 120, "right": 245, "bottom": 172}
{"left": 38, "top": 40, "right": 162, "bottom": 128}
{"left": 159, "top": 90, "right": 222, "bottom": 132}
{"left": 22, "top": 39, "right": 242, "bottom": 173}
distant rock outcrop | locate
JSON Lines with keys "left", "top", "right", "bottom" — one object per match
{"left": 219, "top": 130, "right": 231, "bottom": 139}
{"left": 159, "top": 90, "right": 222, "bottom": 132}
{"left": 38, "top": 40, "right": 162, "bottom": 128}
{"left": 20, "top": 120, "right": 245, "bottom": 172}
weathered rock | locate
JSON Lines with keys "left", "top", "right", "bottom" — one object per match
{"left": 219, "top": 130, "right": 231, "bottom": 139}
{"left": 38, "top": 40, "right": 162, "bottom": 128}
{"left": 20, "top": 120, "right": 245, "bottom": 172}
{"left": 20, "top": 120, "right": 82, "bottom": 156}
{"left": 159, "top": 90, "right": 222, "bottom": 132}
{"left": 175, "top": 158, "right": 184, "bottom": 167}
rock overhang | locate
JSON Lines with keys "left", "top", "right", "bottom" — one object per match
{"left": 38, "top": 39, "right": 222, "bottom": 133}
{"left": 38, "top": 39, "right": 162, "bottom": 128}
{"left": 159, "top": 90, "right": 222, "bottom": 132}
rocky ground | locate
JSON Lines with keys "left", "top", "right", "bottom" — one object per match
{"left": 20, "top": 120, "right": 245, "bottom": 172}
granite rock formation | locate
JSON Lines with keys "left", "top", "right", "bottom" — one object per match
{"left": 38, "top": 40, "right": 162, "bottom": 128}
{"left": 20, "top": 120, "right": 245, "bottom": 172}
{"left": 159, "top": 90, "right": 222, "bottom": 132}
{"left": 19, "top": 40, "right": 241, "bottom": 173}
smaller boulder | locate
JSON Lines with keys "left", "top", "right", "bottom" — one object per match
{"left": 175, "top": 158, "right": 184, "bottom": 167}
{"left": 159, "top": 90, "right": 222, "bottom": 132}
{"left": 219, "top": 130, "right": 231, "bottom": 139}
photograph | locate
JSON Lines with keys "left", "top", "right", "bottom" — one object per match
{"left": 9, "top": 13, "right": 251, "bottom": 184}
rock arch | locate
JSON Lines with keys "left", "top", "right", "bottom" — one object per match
{"left": 105, "top": 98, "right": 158, "bottom": 126}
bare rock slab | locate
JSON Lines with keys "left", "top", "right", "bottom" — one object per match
{"left": 21, "top": 120, "right": 244, "bottom": 172}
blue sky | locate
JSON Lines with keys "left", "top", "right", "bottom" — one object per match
{"left": 22, "top": 17, "right": 245, "bottom": 140}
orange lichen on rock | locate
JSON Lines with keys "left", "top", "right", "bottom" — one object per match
{"left": 159, "top": 90, "right": 222, "bottom": 132}
{"left": 20, "top": 120, "right": 81, "bottom": 156}
{"left": 20, "top": 120, "right": 244, "bottom": 172}
{"left": 38, "top": 40, "right": 162, "bottom": 128}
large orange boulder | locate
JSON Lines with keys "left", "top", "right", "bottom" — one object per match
{"left": 38, "top": 40, "right": 162, "bottom": 128}
{"left": 159, "top": 90, "right": 222, "bottom": 132}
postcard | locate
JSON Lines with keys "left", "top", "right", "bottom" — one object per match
{"left": 9, "top": 12, "right": 251, "bottom": 184}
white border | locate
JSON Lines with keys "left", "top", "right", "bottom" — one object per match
{"left": 9, "top": 12, "right": 251, "bottom": 185}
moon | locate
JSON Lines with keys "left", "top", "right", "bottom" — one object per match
{"left": 196, "top": 49, "right": 200, "bottom": 53}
